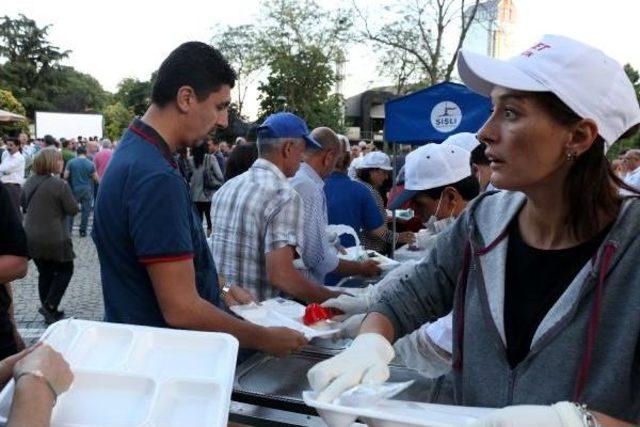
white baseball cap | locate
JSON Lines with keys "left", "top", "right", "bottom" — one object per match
{"left": 356, "top": 151, "right": 393, "bottom": 171}
{"left": 442, "top": 132, "right": 480, "bottom": 153}
{"left": 457, "top": 34, "right": 640, "bottom": 149}
{"left": 389, "top": 144, "right": 471, "bottom": 209}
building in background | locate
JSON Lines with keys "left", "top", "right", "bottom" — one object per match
{"left": 344, "top": 88, "right": 397, "bottom": 141}
{"left": 463, "top": 0, "right": 517, "bottom": 58}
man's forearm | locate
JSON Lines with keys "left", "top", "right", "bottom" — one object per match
{"left": 7, "top": 375, "right": 55, "bottom": 427}
{"left": 164, "top": 297, "right": 269, "bottom": 351}
{"left": 360, "top": 312, "right": 396, "bottom": 342}
{"left": 271, "top": 269, "right": 339, "bottom": 303}
{"left": 334, "top": 259, "right": 365, "bottom": 277}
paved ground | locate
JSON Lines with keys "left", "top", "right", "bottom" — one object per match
{"left": 12, "top": 226, "right": 104, "bottom": 344}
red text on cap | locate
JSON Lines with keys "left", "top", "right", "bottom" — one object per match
{"left": 521, "top": 42, "right": 551, "bottom": 57}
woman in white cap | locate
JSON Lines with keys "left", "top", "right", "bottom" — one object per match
{"left": 355, "top": 151, "right": 415, "bottom": 254}
{"left": 308, "top": 35, "right": 640, "bottom": 426}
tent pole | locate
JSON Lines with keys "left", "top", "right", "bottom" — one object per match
{"left": 391, "top": 142, "right": 398, "bottom": 259}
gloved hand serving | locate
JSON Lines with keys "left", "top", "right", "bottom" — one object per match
{"left": 307, "top": 333, "right": 395, "bottom": 403}
{"left": 321, "top": 287, "right": 374, "bottom": 315}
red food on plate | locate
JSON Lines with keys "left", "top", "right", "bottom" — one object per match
{"left": 303, "top": 303, "right": 341, "bottom": 325}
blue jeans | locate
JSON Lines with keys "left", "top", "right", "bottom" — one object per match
{"left": 70, "top": 189, "right": 92, "bottom": 234}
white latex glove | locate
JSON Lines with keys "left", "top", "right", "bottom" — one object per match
{"left": 307, "top": 333, "right": 395, "bottom": 403}
{"left": 394, "top": 323, "right": 452, "bottom": 379}
{"left": 321, "top": 286, "right": 375, "bottom": 315}
{"left": 471, "top": 402, "right": 586, "bottom": 427}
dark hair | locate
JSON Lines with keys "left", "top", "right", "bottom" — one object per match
{"left": 531, "top": 91, "right": 639, "bottom": 241}
{"left": 5, "top": 138, "right": 19, "bottom": 149}
{"left": 471, "top": 143, "right": 490, "bottom": 166}
{"left": 151, "top": 42, "right": 236, "bottom": 107}
{"left": 224, "top": 143, "right": 258, "bottom": 180}
{"left": 245, "top": 125, "right": 259, "bottom": 144}
{"left": 420, "top": 175, "right": 480, "bottom": 202}
{"left": 77, "top": 146, "right": 87, "bottom": 155}
{"left": 356, "top": 168, "right": 390, "bottom": 205}
{"left": 192, "top": 141, "right": 208, "bottom": 168}
{"left": 61, "top": 139, "right": 70, "bottom": 148}
{"left": 44, "top": 135, "right": 57, "bottom": 146}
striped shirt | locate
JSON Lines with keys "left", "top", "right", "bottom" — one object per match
{"left": 290, "top": 163, "right": 339, "bottom": 284}
{"left": 356, "top": 178, "right": 390, "bottom": 254}
{"left": 210, "top": 158, "right": 305, "bottom": 300}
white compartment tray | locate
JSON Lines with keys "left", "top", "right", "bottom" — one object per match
{"left": 303, "top": 391, "right": 494, "bottom": 427}
{"left": 0, "top": 319, "right": 239, "bottom": 427}
{"left": 230, "top": 298, "right": 341, "bottom": 339}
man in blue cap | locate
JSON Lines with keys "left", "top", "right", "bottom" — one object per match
{"left": 211, "top": 112, "right": 341, "bottom": 303}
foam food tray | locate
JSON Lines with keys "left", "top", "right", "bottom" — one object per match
{"left": 0, "top": 319, "right": 239, "bottom": 427}
{"left": 303, "top": 391, "right": 494, "bottom": 427}
{"left": 230, "top": 298, "right": 340, "bottom": 339}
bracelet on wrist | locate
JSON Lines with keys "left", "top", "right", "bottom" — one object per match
{"left": 15, "top": 370, "right": 58, "bottom": 406}
{"left": 571, "top": 402, "right": 601, "bottom": 427}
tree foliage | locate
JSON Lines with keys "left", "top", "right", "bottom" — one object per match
{"left": 103, "top": 102, "right": 133, "bottom": 141}
{"left": 114, "top": 77, "right": 152, "bottom": 117}
{"left": 211, "top": 25, "right": 260, "bottom": 117}
{"left": 353, "top": 0, "right": 480, "bottom": 92}
{"left": 0, "top": 89, "right": 28, "bottom": 134}
{"left": 0, "top": 14, "right": 70, "bottom": 117}
{"left": 50, "top": 66, "right": 109, "bottom": 113}
{"left": 258, "top": 46, "right": 343, "bottom": 130}
{"left": 253, "top": 0, "right": 349, "bottom": 130}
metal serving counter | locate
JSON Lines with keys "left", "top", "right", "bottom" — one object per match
{"left": 230, "top": 341, "right": 450, "bottom": 426}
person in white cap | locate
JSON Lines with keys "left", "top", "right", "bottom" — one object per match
{"left": 442, "top": 132, "right": 497, "bottom": 192}
{"left": 442, "top": 132, "right": 480, "bottom": 153}
{"left": 308, "top": 34, "right": 640, "bottom": 427}
{"left": 354, "top": 151, "right": 415, "bottom": 254}
{"left": 323, "top": 144, "right": 480, "bottom": 381}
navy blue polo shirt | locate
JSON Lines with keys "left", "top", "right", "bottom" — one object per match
{"left": 92, "top": 118, "right": 219, "bottom": 327}
{"left": 324, "top": 171, "right": 384, "bottom": 247}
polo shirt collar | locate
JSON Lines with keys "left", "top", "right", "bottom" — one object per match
{"left": 252, "top": 158, "right": 288, "bottom": 182}
{"left": 128, "top": 118, "right": 177, "bottom": 168}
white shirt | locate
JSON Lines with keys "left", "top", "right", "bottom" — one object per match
{"left": 21, "top": 143, "right": 36, "bottom": 158}
{"left": 0, "top": 151, "right": 25, "bottom": 185}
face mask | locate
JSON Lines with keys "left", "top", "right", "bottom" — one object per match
{"left": 422, "top": 192, "right": 456, "bottom": 235}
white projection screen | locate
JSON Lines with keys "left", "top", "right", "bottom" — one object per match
{"left": 35, "top": 112, "right": 104, "bottom": 139}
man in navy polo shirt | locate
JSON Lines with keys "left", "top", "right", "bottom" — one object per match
{"left": 324, "top": 145, "right": 385, "bottom": 247}
{"left": 92, "top": 42, "right": 306, "bottom": 357}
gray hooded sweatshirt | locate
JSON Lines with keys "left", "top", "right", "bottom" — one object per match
{"left": 373, "top": 190, "right": 640, "bottom": 422}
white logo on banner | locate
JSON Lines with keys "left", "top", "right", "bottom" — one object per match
{"left": 430, "top": 101, "right": 462, "bottom": 133}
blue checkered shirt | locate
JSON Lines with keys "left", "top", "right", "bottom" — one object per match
{"left": 290, "top": 163, "right": 340, "bottom": 284}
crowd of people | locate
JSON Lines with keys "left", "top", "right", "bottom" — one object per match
{"left": 1, "top": 33, "right": 640, "bottom": 426}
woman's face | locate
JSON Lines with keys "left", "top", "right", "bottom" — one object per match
{"left": 371, "top": 169, "right": 388, "bottom": 187}
{"left": 477, "top": 87, "right": 573, "bottom": 192}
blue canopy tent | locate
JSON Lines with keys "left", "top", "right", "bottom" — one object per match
{"left": 383, "top": 82, "right": 491, "bottom": 257}
{"left": 384, "top": 81, "right": 491, "bottom": 144}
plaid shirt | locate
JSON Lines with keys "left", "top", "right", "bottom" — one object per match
{"left": 210, "top": 158, "right": 305, "bottom": 300}
{"left": 290, "top": 163, "right": 339, "bottom": 284}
